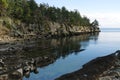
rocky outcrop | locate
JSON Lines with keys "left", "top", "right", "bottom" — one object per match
{"left": 48, "top": 22, "right": 100, "bottom": 37}
{"left": 9, "top": 21, "right": 100, "bottom": 38}
{"left": 56, "top": 50, "right": 120, "bottom": 80}
{"left": 0, "top": 17, "right": 100, "bottom": 41}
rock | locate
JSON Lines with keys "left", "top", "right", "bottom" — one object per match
{"left": 0, "top": 59, "right": 4, "bottom": 70}
{"left": 115, "top": 50, "right": 120, "bottom": 58}
{"left": 9, "top": 71, "right": 22, "bottom": 79}
{"left": 56, "top": 50, "right": 120, "bottom": 80}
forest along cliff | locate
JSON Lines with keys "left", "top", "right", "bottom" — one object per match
{"left": 0, "top": 0, "right": 100, "bottom": 42}
{"left": 0, "top": 0, "right": 100, "bottom": 79}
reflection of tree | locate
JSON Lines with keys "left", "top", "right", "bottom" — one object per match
{"left": 20, "top": 32, "right": 99, "bottom": 78}
{"left": 49, "top": 32, "right": 99, "bottom": 58}
{"left": 52, "top": 37, "right": 81, "bottom": 58}
{"left": 22, "top": 32, "right": 99, "bottom": 59}
{"left": 80, "top": 32, "right": 99, "bottom": 48}
{"left": 0, "top": 32, "right": 99, "bottom": 78}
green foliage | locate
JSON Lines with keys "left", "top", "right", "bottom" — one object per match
{"left": 91, "top": 19, "right": 99, "bottom": 27}
{"left": 0, "top": 0, "right": 8, "bottom": 16}
{"left": 0, "top": 0, "right": 8, "bottom": 8}
{"left": 37, "top": 4, "right": 93, "bottom": 26}
{"left": 81, "top": 16, "right": 90, "bottom": 26}
{"left": 27, "top": 0, "right": 38, "bottom": 12}
{"left": 1, "top": 0, "right": 98, "bottom": 27}
{"left": 7, "top": 0, "right": 24, "bottom": 19}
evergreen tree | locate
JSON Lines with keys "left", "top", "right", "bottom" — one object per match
{"left": 27, "top": 0, "right": 38, "bottom": 16}
{"left": 91, "top": 19, "right": 99, "bottom": 27}
{"left": 1, "top": 0, "right": 98, "bottom": 27}
{"left": 0, "top": 0, "right": 8, "bottom": 16}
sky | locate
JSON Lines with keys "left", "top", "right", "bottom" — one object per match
{"left": 35, "top": 0, "right": 120, "bottom": 28}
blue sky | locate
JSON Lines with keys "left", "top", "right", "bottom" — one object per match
{"left": 35, "top": 0, "right": 120, "bottom": 28}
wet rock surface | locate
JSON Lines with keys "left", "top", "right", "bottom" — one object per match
{"left": 0, "top": 39, "right": 57, "bottom": 79}
{"left": 56, "top": 50, "right": 120, "bottom": 80}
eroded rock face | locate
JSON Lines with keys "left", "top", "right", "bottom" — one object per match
{"left": 10, "top": 21, "right": 100, "bottom": 38}
{"left": 47, "top": 22, "right": 100, "bottom": 37}
{"left": 56, "top": 50, "right": 120, "bottom": 80}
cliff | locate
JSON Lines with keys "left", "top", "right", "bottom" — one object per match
{"left": 0, "top": 16, "right": 100, "bottom": 43}
{"left": 0, "top": 18, "right": 100, "bottom": 40}
{"left": 0, "top": 0, "right": 100, "bottom": 41}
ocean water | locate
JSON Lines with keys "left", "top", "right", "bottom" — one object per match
{"left": 24, "top": 28, "right": 120, "bottom": 80}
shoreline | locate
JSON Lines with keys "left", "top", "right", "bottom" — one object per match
{"left": 56, "top": 50, "right": 120, "bottom": 80}
{"left": 0, "top": 32, "right": 100, "bottom": 79}
{"left": 0, "top": 30, "right": 100, "bottom": 43}
{"left": 0, "top": 32, "right": 100, "bottom": 59}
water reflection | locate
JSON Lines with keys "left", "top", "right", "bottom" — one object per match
{"left": 0, "top": 32, "right": 99, "bottom": 80}
{"left": 44, "top": 32, "right": 99, "bottom": 59}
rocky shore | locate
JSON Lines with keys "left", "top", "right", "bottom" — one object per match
{"left": 0, "top": 37, "right": 58, "bottom": 79}
{"left": 0, "top": 17, "right": 100, "bottom": 42}
{"left": 0, "top": 33, "right": 99, "bottom": 76}
{"left": 0, "top": 20, "right": 100, "bottom": 79}
{"left": 56, "top": 50, "right": 120, "bottom": 80}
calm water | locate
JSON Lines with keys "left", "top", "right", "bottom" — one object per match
{"left": 23, "top": 28, "right": 120, "bottom": 80}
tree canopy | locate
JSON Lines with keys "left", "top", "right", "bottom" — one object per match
{"left": 0, "top": 0, "right": 8, "bottom": 16}
{"left": 0, "top": 0, "right": 99, "bottom": 27}
{"left": 91, "top": 19, "right": 99, "bottom": 27}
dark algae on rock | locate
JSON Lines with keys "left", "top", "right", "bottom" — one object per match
{"left": 56, "top": 50, "right": 120, "bottom": 80}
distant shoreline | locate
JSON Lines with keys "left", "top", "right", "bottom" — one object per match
{"left": 100, "top": 28, "right": 120, "bottom": 32}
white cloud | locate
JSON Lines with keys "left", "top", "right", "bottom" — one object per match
{"left": 83, "top": 12, "right": 120, "bottom": 28}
